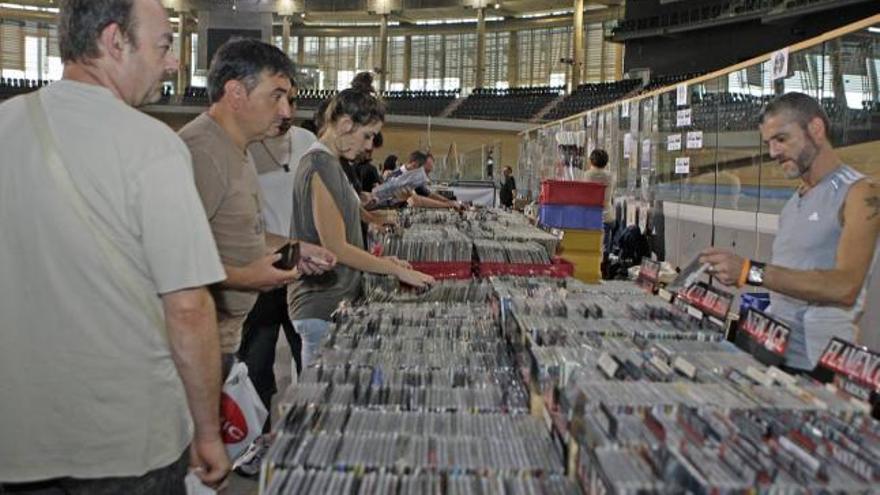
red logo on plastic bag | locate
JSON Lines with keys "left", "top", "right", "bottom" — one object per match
{"left": 220, "top": 392, "right": 248, "bottom": 444}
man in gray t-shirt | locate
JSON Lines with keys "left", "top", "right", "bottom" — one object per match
{"left": 0, "top": 0, "right": 229, "bottom": 491}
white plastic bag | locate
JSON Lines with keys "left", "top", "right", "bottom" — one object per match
{"left": 184, "top": 471, "right": 217, "bottom": 495}
{"left": 220, "top": 361, "right": 268, "bottom": 461}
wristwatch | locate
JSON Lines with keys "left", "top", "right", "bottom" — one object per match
{"left": 746, "top": 261, "right": 766, "bottom": 287}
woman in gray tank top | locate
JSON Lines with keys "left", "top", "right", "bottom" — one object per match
{"left": 288, "top": 73, "right": 435, "bottom": 368}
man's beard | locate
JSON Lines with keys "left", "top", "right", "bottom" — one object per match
{"left": 782, "top": 135, "right": 819, "bottom": 180}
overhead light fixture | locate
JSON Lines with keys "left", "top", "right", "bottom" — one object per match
{"left": 300, "top": 12, "right": 306, "bottom": 18}
{"left": 494, "top": 3, "right": 500, "bottom": 9}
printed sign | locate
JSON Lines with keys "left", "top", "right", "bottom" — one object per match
{"left": 675, "top": 157, "right": 690, "bottom": 174}
{"left": 623, "top": 133, "right": 633, "bottom": 159}
{"left": 818, "top": 338, "right": 880, "bottom": 392}
{"left": 667, "top": 134, "right": 682, "bottom": 151}
{"left": 771, "top": 47, "right": 790, "bottom": 81}
{"left": 739, "top": 308, "right": 791, "bottom": 356}
{"left": 676, "top": 108, "right": 692, "bottom": 127}
{"left": 686, "top": 131, "right": 703, "bottom": 149}
{"left": 676, "top": 84, "right": 688, "bottom": 106}
{"left": 698, "top": 284, "right": 734, "bottom": 319}
{"left": 640, "top": 139, "right": 652, "bottom": 171}
{"left": 621, "top": 102, "right": 630, "bottom": 118}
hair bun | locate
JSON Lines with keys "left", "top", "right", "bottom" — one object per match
{"left": 351, "top": 72, "right": 376, "bottom": 94}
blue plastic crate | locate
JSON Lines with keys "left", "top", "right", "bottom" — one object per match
{"left": 538, "top": 205, "right": 604, "bottom": 230}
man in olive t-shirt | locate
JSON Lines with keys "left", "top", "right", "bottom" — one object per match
{"left": 179, "top": 40, "right": 335, "bottom": 361}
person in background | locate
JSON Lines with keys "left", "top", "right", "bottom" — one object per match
{"left": 382, "top": 154, "right": 399, "bottom": 180}
{"left": 393, "top": 151, "right": 459, "bottom": 209}
{"left": 356, "top": 132, "right": 384, "bottom": 194}
{"left": 485, "top": 148, "right": 495, "bottom": 178}
{"left": 701, "top": 92, "right": 879, "bottom": 373}
{"left": 288, "top": 72, "right": 435, "bottom": 368}
{"left": 584, "top": 149, "right": 615, "bottom": 272}
{"left": 0, "top": 0, "right": 229, "bottom": 491}
{"left": 178, "top": 39, "right": 335, "bottom": 377}
{"left": 499, "top": 166, "right": 517, "bottom": 208}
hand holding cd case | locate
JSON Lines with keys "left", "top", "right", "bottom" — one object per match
{"left": 273, "top": 241, "right": 300, "bottom": 270}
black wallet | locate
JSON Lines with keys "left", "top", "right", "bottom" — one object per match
{"left": 273, "top": 242, "right": 300, "bottom": 270}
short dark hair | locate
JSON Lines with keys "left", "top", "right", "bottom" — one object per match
{"left": 207, "top": 38, "right": 295, "bottom": 104}
{"left": 324, "top": 71, "right": 385, "bottom": 131}
{"left": 58, "top": 0, "right": 138, "bottom": 63}
{"left": 408, "top": 150, "right": 430, "bottom": 168}
{"left": 590, "top": 149, "right": 609, "bottom": 169}
{"left": 760, "top": 92, "right": 831, "bottom": 137}
{"left": 382, "top": 154, "right": 398, "bottom": 171}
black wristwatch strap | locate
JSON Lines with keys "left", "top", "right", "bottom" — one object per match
{"left": 746, "top": 260, "right": 766, "bottom": 287}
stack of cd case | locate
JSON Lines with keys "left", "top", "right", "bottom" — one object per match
{"left": 265, "top": 300, "right": 560, "bottom": 493}
{"left": 261, "top": 247, "right": 880, "bottom": 494}
{"left": 576, "top": 407, "right": 880, "bottom": 493}
{"left": 265, "top": 469, "right": 580, "bottom": 494}
{"left": 489, "top": 276, "right": 879, "bottom": 493}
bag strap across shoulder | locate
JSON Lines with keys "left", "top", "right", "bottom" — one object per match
{"left": 26, "top": 92, "right": 165, "bottom": 332}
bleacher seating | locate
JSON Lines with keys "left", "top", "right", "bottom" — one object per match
{"left": 449, "top": 86, "right": 562, "bottom": 122}
{"left": 637, "top": 72, "right": 704, "bottom": 95}
{"left": 542, "top": 80, "right": 641, "bottom": 121}
{"left": 295, "top": 88, "right": 338, "bottom": 110}
{"left": 613, "top": 0, "right": 787, "bottom": 39}
{"left": 181, "top": 86, "right": 209, "bottom": 106}
{"left": 0, "top": 78, "right": 48, "bottom": 99}
{"left": 656, "top": 90, "right": 880, "bottom": 139}
{"left": 657, "top": 90, "right": 771, "bottom": 132}
{"left": 381, "top": 89, "right": 458, "bottom": 117}
{"left": 613, "top": 0, "right": 848, "bottom": 40}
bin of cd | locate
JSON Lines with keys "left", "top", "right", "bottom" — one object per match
{"left": 477, "top": 257, "right": 573, "bottom": 279}
{"left": 539, "top": 205, "right": 604, "bottom": 230}
{"left": 539, "top": 180, "right": 606, "bottom": 207}
{"left": 409, "top": 261, "right": 473, "bottom": 280}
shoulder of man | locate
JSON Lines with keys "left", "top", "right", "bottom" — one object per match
{"left": 843, "top": 176, "right": 879, "bottom": 221}
{"left": 178, "top": 114, "right": 226, "bottom": 166}
{"left": 177, "top": 113, "right": 214, "bottom": 145}
{"left": 52, "top": 87, "right": 193, "bottom": 167}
